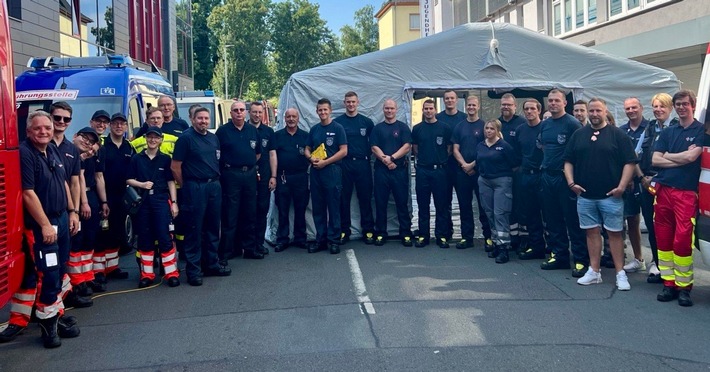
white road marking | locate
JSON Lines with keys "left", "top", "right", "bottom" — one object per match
{"left": 346, "top": 249, "right": 375, "bottom": 315}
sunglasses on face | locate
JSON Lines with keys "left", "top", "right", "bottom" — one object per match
{"left": 53, "top": 115, "right": 72, "bottom": 123}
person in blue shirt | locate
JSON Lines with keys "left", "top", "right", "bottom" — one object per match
{"left": 476, "top": 119, "right": 519, "bottom": 263}
{"left": 498, "top": 93, "right": 527, "bottom": 253}
{"left": 249, "top": 101, "right": 277, "bottom": 256}
{"left": 305, "top": 98, "right": 348, "bottom": 254}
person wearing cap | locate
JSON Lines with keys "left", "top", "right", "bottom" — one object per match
{"left": 135, "top": 96, "right": 189, "bottom": 138}
{"left": 127, "top": 127, "right": 180, "bottom": 288}
{"left": 131, "top": 107, "right": 179, "bottom": 156}
{"left": 171, "top": 107, "right": 230, "bottom": 286}
{"left": 93, "top": 112, "right": 136, "bottom": 289}
{"left": 90, "top": 110, "right": 111, "bottom": 139}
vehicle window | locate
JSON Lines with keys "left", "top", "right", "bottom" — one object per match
{"left": 127, "top": 97, "right": 142, "bottom": 138}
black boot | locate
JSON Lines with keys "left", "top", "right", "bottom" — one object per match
{"left": 39, "top": 315, "right": 61, "bottom": 348}
{"left": 495, "top": 245, "right": 510, "bottom": 264}
{"left": 487, "top": 244, "right": 500, "bottom": 258}
{"left": 64, "top": 289, "right": 93, "bottom": 308}
{"left": 58, "top": 316, "right": 80, "bottom": 338}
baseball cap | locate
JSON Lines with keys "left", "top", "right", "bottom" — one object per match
{"left": 111, "top": 112, "right": 127, "bottom": 122}
{"left": 77, "top": 127, "right": 100, "bottom": 144}
{"left": 145, "top": 127, "right": 163, "bottom": 137}
{"left": 91, "top": 110, "right": 111, "bottom": 121}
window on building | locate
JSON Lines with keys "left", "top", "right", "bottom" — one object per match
{"left": 128, "top": 0, "right": 162, "bottom": 68}
{"left": 608, "top": 0, "right": 666, "bottom": 19}
{"left": 564, "top": 0, "right": 572, "bottom": 32}
{"left": 553, "top": 3, "right": 561, "bottom": 35}
{"left": 627, "top": 0, "right": 640, "bottom": 9}
{"left": 176, "top": 0, "right": 192, "bottom": 77}
{"left": 79, "top": 0, "right": 115, "bottom": 56}
{"left": 588, "top": 0, "right": 597, "bottom": 23}
{"left": 469, "top": 0, "right": 487, "bottom": 23}
{"left": 409, "top": 14, "right": 421, "bottom": 30}
{"left": 609, "top": 0, "right": 622, "bottom": 16}
{"left": 6, "top": 0, "right": 21, "bottom": 19}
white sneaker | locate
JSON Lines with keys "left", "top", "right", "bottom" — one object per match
{"left": 577, "top": 267, "right": 602, "bottom": 285}
{"left": 647, "top": 261, "right": 660, "bottom": 276}
{"left": 623, "top": 258, "right": 646, "bottom": 273}
{"left": 616, "top": 271, "right": 631, "bottom": 291}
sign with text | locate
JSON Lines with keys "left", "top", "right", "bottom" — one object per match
{"left": 420, "top": 0, "right": 434, "bottom": 37}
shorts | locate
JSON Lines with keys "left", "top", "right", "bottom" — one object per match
{"left": 577, "top": 196, "right": 624, "bottom": 232}
{"left": 622, "top": 189, "right": 641, "bottom": 217}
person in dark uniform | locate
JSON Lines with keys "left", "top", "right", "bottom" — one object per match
{"left": 499, "top": 93, "right": 527, "bottom": 252}
{"left": 335, "top": 91, "right": 375, "bottom": 245}
{"left": 452, "top": 95, "right": 492, "bottom": 250}
{"left": 304, "top": 98, "right": 348, "bottom": 254}
{"left": 370, "top": 99, "right": 413, "bottom": 246}
{"left": 134, "top": 96, "right": 189, "bottom": 138}
{"left": 538, "top": 89, "right": 588, "bottom": 277}
{"left": 249, "top": 101, "right": 276, "bottom": 255}
{"left": 413, "top": 99, "right": 452, "bottom": 248}
{"left": 127, "top": 127, "right": 180, "bottom": 288}
{"left": 272, "top": 108, "right": 310, "bottom": 252}
{"left": 171, "top": 107, "right": 230, "bottom": 286}
{"left": 0, "top": 111, "right": 81, "bottom": 346}
{"left": 436, "top": 90, "right": 466, "bottom": 240}
{"left": 515, "top": 99, "right": 547, "bottom": 260}
{"left": 94, "top": 112, "right": 135, "bottom": 291}
{"left": 216, "top": 100, "right": 263, "bottom": 261}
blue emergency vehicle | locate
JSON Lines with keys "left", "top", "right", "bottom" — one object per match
{"left": 15, "top": 55, "right": 173, "bottom": 138}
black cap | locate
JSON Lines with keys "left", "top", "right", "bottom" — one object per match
{"left": 77, "top": 127, "right": 100, "bottom": 144}
{"left": 111, "top": 112, "right": 127, "bottom": 122}
{"left": 91, "top": 110, "right": 110, "bottom": 121}
{"left": 145, "top": 127, "right": 163, "bottom": 137}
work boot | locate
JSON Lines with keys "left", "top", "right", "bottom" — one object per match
{"left": 338, "top": 233, "right": 349, "bottom": 245}
{"left": 57, "top": 316, "right": 80, "bottom": 338}
{"left": 401, "top": 236, "right": 413, "bottom": 247}
{"left": 487, "top": 245, "right": 500, "bottom": 258}
{"left": 77, "top": 281, "right": 94, "bottom": 297}
{"left": 657, "top": 286, "right": 678, "bottom": 302}
{"left": 484, "top": 238, "right": 495, "bottom": 253}
{"left": 107, "top": 268, "right": 129, "bottom": 280}
{"left": 0, "top": 324, "right": 25, "bottom": 343}
{"left": 329, "top": 244, "right": 341, "bottom": 255}
{"left": 540, "top": 254, "right": 570, "bottom": 270}
{"left": 678, "top": 290, "right": 693, "bottom": 307}
{"left": 518, "top": 248, "right": 545, "bottom": 260}
{"left": 92, "top": 274, "right": 107, "bottom": 293}
{"left": 455, "top": 239, "right": 473, "bottom": 249}
{"left": 495, "top": 245, "right": 510, "bottom": 264}
{"left": 374, "top": 236, "right": 385, "bottom": 246}
{"left": 39, "top": 315, "right": 61, "bottom": 348}
{"left": 64, "top": 290, "right": 93, "bottom": 308}
{"left": 364, "top": 232, "right": 375, "bottom": 245}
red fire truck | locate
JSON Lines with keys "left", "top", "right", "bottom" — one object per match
{"left": 0, "top": 2, "right": 25, "bottom": 307}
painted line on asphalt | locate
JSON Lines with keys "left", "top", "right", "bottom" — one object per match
{"left": 346, "top": 249, "right": 375, "bottom": 315}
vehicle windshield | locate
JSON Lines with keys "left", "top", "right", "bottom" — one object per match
{"left": 176, "top": 102, "right": 216, "bottom": 131}
{"left": 17, "top": 97, "right": 123, "bottom": 140}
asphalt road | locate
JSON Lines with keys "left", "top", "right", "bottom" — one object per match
{"left": 1, "top": 237, "right": 710, "bottom": 372}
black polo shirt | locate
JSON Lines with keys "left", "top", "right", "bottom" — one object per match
{"left": 102, "top": 137, "right": 136, "bottom": 196}
{"left": 135, "top": 117, "right": 189, "bottom": 138}
{"left": 254, "top": 123, "right": 275, "bottom": 178}
{"left": 53, "top": 137, "right": 81, "bottom": 183}
{"left": 653, "top": 120, "right": 705, "bottom": 191}
{"left": 436, "top": 110, "right": 467, "bottom": 132}
{"left": 412, "top": 120, "right": 451, "bottom": 167}
{"left": 173, "top": 127, "right": 221, "bottom": 181}
{"left": 370, "top": 120, "right": 412, "bottom": 169}
{"left": 82, "top": 147, "right": 105, "bottom": 190}
{"left": 539, "top": 114, "right": 582, "bottom": 171}
{"left": 514, "top": 121, "right": 544, "bottom": 171}
{"left": 215, "top": 120, "right": 260, "bottom": 169}
{"left": 451, "top": 118, "right": 485, "bottom": 163}
{"left": 476, "top": 138, "right": 518, "bottom": 179}
{"left": 20, "top": 139, "right": 68, "bottom": 225}
{"left": 273, "top": 128, "right": 310, "bottom": 175}
{"left": 499, "top": 114, "right": 526, "bottom": 143}
{"left": 306, "top": 121, "right": 347, "bottom": 165}
{"left": 335, "top": 113, "right": 375, "bottom": 159}
{"left": 127, "top": 150, "right": 174, "bottom": 194}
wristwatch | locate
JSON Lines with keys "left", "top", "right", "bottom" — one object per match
{"left": 171, "top": 200, "right": 177, "bottom": 204}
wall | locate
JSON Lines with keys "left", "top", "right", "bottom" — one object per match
{"left": 9, "top": 1, "right": 60, "bottom": 75}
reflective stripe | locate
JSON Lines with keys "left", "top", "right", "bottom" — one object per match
{"left": 106, "top": 258, "right": 119, "bottom": 268}
{"left": 141, "top": 253, "right": 155, "bottom": 261}
{"left": 80, "top": 263, "right": 94, "bottom": 272}
{"left": 67, "top": 266, "right": 83, "bottom": 274}
{"left": 176, "top": 234, "right": 184, "bottom": 241}
{"left": 35, "top": 301, "right": 61, "bottom": 319}
{"left": 163, "top": 264, "right": 177, "bottom": 274}
{"left": 13, "top": 292, "right": 36, "bottom": 302}
{"left": 141, "top": 264, "right": 154, "bottom": 274}
{"left": 162, "top": 252, "right": 176, "bottom": 262}
{"left": 105, "top": 251, "right": 119, "bottom": 260}
{"left": 10, "top": 303, "right": 33, "bottom": 316}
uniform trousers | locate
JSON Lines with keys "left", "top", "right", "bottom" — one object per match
{"left": 340, "top": 158, "right": 374, "bottom": 237}
{"left": 373, "top": 164, "right": 411, "bottom": 238}
{"left": 219, "top": 167, "right": 257, "bottom": 259}
{"left": 182, "top": 179, "right": 221, "bottom": 280}
{"left": 540, "top": 172, "right": 588, "bottom": 265}
{"left": 275, "top": 172, "right": 309, "bottom": 246}
{"left": 415, "top": 166, "right": 450, "bottom": 240}
{"left": 311, "top": 164, "right": 342, "bottom": 245}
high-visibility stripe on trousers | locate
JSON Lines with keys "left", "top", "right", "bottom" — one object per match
{"left": 68, "top": 250, "right": 94, "bottom": 285}
{"left": 139, "top": 247, "right": 178, "bottom": 280}
{"left": 654, "top": 184, "right": 697, "bottom": 289}
{"left": 92, "top": 250, "right": 107, "bottom": 274}
{"left": 104, "top": 247, "right": 120, "bottom": 274}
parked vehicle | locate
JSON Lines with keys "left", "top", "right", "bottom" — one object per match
{"left": 175, "top": 90, "right": 231, "bottom": 132}
{"left": 695, "top": 42, "right": 710, "bottom": 265}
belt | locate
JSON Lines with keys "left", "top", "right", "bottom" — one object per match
{"left": 522, "top": 168, "right": 541, "bottom": 174}
{"left": 417, "top": 163, "right": 446, "bottom": 170}
{"left": 186, "top": 177, "right": 218, "bottom": 183}
{"left": 346, "top": 155, "right": 369, "bottom": 161}
{"left": 224, "top": 164, "right": 254, "bottom": 172}
{"left": 543, "top": 169, "right": 563, "bottom": 175}
{"left": 147, "top": 188, "right": 169, "bottom": 195}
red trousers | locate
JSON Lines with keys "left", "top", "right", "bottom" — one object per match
{"left": 654, "top": 184, "right": 697, "bottom": 289}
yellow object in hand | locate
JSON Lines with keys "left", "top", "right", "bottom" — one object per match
{"left": 311, "top": 143, "right": 328, "bottom": 160}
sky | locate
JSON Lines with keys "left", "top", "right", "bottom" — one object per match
{"left": 312, "top": 0, "right": 385, "bottom": 34}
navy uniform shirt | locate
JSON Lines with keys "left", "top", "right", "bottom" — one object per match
{"left": 254, "top": 123, "right": 275, "bottom": 178}
{"left": 135, "top": 117, "right": 189, "bottom": 138}
{"left": 273, "top": 128, "right": 310, "bottom": 175}
{"left": 412, "top": 120, "right": 451, "bottom": 167}
{"left": 514, "top": 122, "right": 544, "bottom": 171}
{"left": 306, "top": 121, "right": 348, "bottom": 165}
{"left": 563, "top": 124, "right": 637, "bottom": 199}
{"left": 173, "top": 127, "right": 221, "bottom": 181}
{"left": 127, "top": 150, "right": 174, "bottom": 194}
{"left": 436, "top": 110, "right": 467, "bottom": 132}
{"left": 539, "top": 114, "right": 582, "bottom": 171}
{"left": 476, "top": 138, "right": 518, "bottom": 179}
{"left": 215, "top": 120, "right": 261, "bottom": 168}
{"left": 451, "top": 118, "right": 485, "bottom": 163}
{"left": 53, "top": 137, "right": 81, "bottom": 183}
{"left": 499, "top": 114, "right": 526, "bottom": 143}
{"left": 82, "top": 147, "right": 105, "bottom": 190}
{"left": 644, "top": 117, "right": 678, "bottom": 175}
{"left": 653, "top": 120, "right": 705, "bottom": 191}
{"left": 102, "top": 137, "right": 136, "bottom": 196}
{"left": 20, "top": 139, "right": 68, "bottom": 226}
{"left": 335, "top": 113, "right": 375, "bottom": 159}
{"left": 370, "top": 120, "right": 412, "bottom": 169}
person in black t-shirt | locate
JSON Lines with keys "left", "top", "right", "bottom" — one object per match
{"left": 135, "top": 96, "right": 189, "bottom": 138}
{"left": 249, "top": 101, "right": 276, "bottom": 256}
{"left": 436, "top": 90, "right": 466, "bottom": 241}
{"left": 412, "top": 99, "right": 452, "bottom": 248}
{"left": 563, "top": 98, "right": 637, "bottom": 290}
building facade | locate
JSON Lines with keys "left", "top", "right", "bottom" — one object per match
{"left": 375, "top": 1, "right": 421, "bottom": 50}
{"left": 5, "top": 0, "right": 193, "bottom": 90}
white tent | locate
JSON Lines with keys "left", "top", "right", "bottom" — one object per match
{"left": 267, "top": 22, "right": 680, "bottom": 243}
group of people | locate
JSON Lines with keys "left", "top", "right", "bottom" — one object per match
{"left": 2, "top": 87, "right": 706, "bottom": 349}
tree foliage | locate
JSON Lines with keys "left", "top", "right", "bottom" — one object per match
{"left": 340, "top": 5, "right": 379, "bottom": 59}
{"left": 191, "top": 0, "right": 222, "bottom": 90}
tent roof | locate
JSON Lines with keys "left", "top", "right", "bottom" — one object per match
{"left": 278, "top": 22, "right": 680, "bottom": 126}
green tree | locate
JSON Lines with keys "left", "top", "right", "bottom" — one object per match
{"left": 268, "top": 0, "right": 341, "bottom": 90}
{"left": 91, "top": 6, "right": 115, "bottom": 53}
{"left": 191, "top": 0, "right": 221, "bottom": 90}
{"left": 209, "top": 0, "right": 271, "bottom": 99}
{"left": 340, "top": 5, "right": 379, "bottom": 59}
